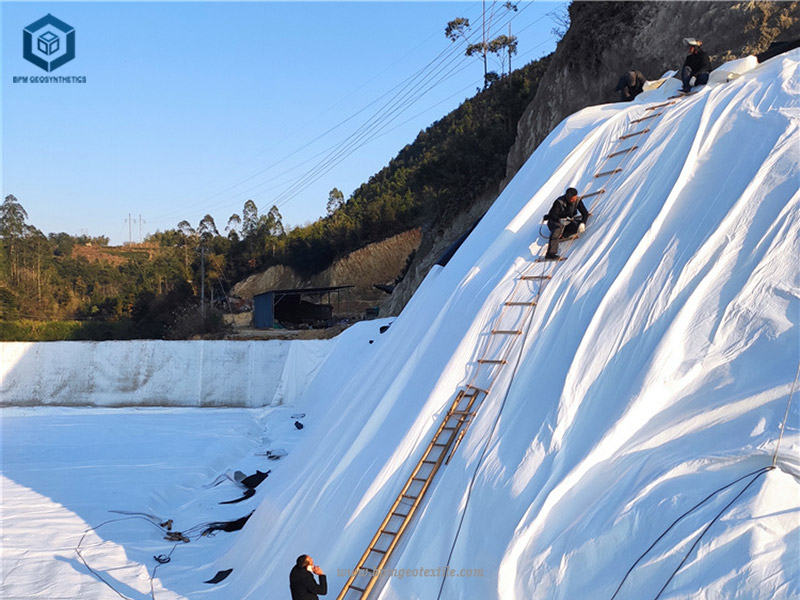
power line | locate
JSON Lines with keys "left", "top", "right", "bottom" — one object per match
{"left": 146, "top": 2, "right": 486, "bottom": 226}
{"left": 257, "top": 23, "right": 486, "bottom": 208}
{"left": 266, "top": 2, "right": 535, "bottom": 212}
{"left": 147, "top": 1, "right": 539, "bottom": 228}
{"left": 154, "top": 35, "right": 475, "bottom": 224}
{"left": 268, "top": 43, "right": 478, "bottom": 209}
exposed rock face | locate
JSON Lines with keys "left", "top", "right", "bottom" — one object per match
{"left": 505, "top": 1, "right": 800, "bottom": 179}
{"left": 232, "top": 265, "right": 305, "bottom": 300}
{"left": 381, "top": 188, "right": 497, "bottom": 316}
{"left": 232, "top": 229, "right": 421, "bottom": 316}
{"left": 388, "top": 2, "right": 799, "bottom": 317}
{"left": 230, "top": 2, "right": 800, "bottom": 320}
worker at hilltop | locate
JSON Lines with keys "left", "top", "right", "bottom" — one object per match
{"left": 615, "top": 70, "right": 647, "bottom": 101}
{"left": 544, "top": 187, "right": 589, "bottom": 260}
{"left": 290, "top": 554, "right": 327, "bottom": 600}
{"left": 680, "top": 38, "right": 711, "bottom": 93}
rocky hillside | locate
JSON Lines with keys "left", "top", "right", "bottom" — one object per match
{"left": 232, "top": 2, "right": 799, "bottom": 320}
{"left": 389, "top": 1, "right": 800, "bottom": 316}
{"left": 505, "top": 1, "right": 800, "bottom": 178}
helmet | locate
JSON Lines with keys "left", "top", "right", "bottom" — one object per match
{"left": 683, "top": 38, "right": 702, "bottom": 47}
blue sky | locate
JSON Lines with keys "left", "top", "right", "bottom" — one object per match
{"left": 2, "top": 1, "right": 564, "bottom": 245}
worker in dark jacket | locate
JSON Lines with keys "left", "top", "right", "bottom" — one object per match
{"left": 615, "top": 70, "right": 646, "bottom": 101}
{"left": 544, "top": 187, "right": 589, "bottom": 259}
{"left": 290, "top": 555, "right": 327, "bottom": 600}
{"left": 680, "top": 38, "right": 711, "bottom": 93}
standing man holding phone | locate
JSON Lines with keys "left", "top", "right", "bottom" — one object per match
{"left": 290, "top": 554, "right": 328, "bottom": 599}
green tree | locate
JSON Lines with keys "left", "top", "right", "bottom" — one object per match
{"left": 226, "top": 213, "right": 242, "bottom": 241}
{"left": 489, "top": 34, "right": 518, "bottom": 77}
{"left": 327, "top": 188, "right": 345, "bottom": 216}
{"left": 242, "top": 200, "right": 259, "bottom": 238}
{"left": 446, "top": 2, "right": 519, "bottom": 88}
{"left": 266, "top": 205, "right": 285, "bottom": 237}
{"left": 0, "top": 194, "right": 29, "bottom": 285}
{"left": 198, "top": 214, "right": 219, "bottom": 242}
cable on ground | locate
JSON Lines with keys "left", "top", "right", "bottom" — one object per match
{"left": 609, "top": 465, "right": 774, "bottom": 600}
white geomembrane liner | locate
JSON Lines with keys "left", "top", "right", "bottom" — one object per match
{"left": 1, "top": 51, "right": 798, "bottom": 600}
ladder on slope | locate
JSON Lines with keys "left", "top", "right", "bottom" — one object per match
{"left": 336, "top": 262, "right": 555, "bottom": 600}
{"left": 336, "top": 96, "right": 685, "bottom": 600}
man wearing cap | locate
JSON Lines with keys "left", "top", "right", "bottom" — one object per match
{"left": 681, "top": 38, "right": 711, "bottom": 93}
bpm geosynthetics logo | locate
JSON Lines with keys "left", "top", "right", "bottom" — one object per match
{"left": 23, "top": 14, "right": 75, "bottom": 72}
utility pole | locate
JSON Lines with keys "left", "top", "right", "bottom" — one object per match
{"left": 128, "top": 213, "right": 132, "bottom": 245}
{"left": 139, "top": 214, "right": 143, "bottom": 243}
{"left": 482, "top": 0, "right": 487, "bottom": 87}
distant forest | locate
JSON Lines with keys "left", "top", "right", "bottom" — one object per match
{"left": 0, "top": 56, "right": 550, "bottom": 340}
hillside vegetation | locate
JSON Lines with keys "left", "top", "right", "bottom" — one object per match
{"left": 0, "top": 56, "right": 549, "bottom": 339}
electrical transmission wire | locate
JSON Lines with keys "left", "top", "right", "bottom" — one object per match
{"left": 265, "top": 2, "right": 535, "bottom": 212}
{"left": 241, "top": 34, "right": 481, "bottom": 210}
{"left": 178, "top": 36, "right": 479, "bottom": 222}
{"left": 148, "top": 1, "right": 537, "bottom": 228}
{"left": 146, "top": 3, "right": 486, "bottom": 226}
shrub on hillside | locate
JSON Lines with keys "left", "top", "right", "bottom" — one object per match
{"left": 167, "top": 305, "right": 228, "bottom": 340}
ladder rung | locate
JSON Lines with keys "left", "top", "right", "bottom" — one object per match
{"left": 631, "top": 112, "right": 661, "bottom": 124}
{"left": 422, "top": 460, "right": 437, "bottom": 464}
{"left": 594, "top": 168, "right": 622, "bottom": 178}
{"left": 619, "top": 128, "right": 650, "bottom": 140}
{"left": 391, "top": 511, "right": 408, "bottom": 517}
{"left": 412, "top": 477, "right": 428, "bottom": 482}
{"left": 382, "top": 529, "right": 399, "bottom": 535}
{"left": 578, "top": 189, "right": 605, "bottom": 200}
{"left": 350, "top": 585, "right": 367, "bottom": 592}
{"left": 433, "top": 443, "right": 448, "bottom": 448}
{"left": 442, "top": 426, "right": 457, "bottom": 430}
{"left": 462, "top": 383, "right": 489, "bottom": 394}
{"left": 401, "top": 494, "right": 418, "bottom": 499}
{"left": 505, "top": 301, "right": 536, "bottom": 306}
{"left": 520, "top": 275, "right": 551, "bottom": 280}
{"left": 607, "top": 145, "right": 638, "bottom": 158}
{"left": 645, "top": 100, "right": 675, "bottom": 110}
{"left": 477, "top": 359, "right": 507, "bottom": 364}
{"left": 491, "top": 330, "right": 522, "bottom": 335}
{"left": 371, "top": 548, "right": 387, "bottom": 554}
{"left": 361, "top": 567, "right": 375, "bottom": 573}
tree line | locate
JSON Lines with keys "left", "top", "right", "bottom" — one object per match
{"left": 0, "top": 53, "right": 550, "bottom": 340}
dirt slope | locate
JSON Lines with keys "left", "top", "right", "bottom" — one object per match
{"left": 232, "top": 229, "right": 420, "bottom": 317}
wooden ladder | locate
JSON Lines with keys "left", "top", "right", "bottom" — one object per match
{"left": 337, "top": 96, "right": 684, "bottom": 599}
{"left": 337, "top": 260, "right": 555, "bottom": 599}
{"left": 336, "top": 387, "right": 482, "bottom": 599}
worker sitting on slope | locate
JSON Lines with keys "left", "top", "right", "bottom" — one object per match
{"left": 544, "top": 187, "right": 589, "bottom": 260}
{"left": 615, "top": 70, "right": 646, "bottom": 101}
{"left": 680, "top": 38, "right": 711, "bottom": 93}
